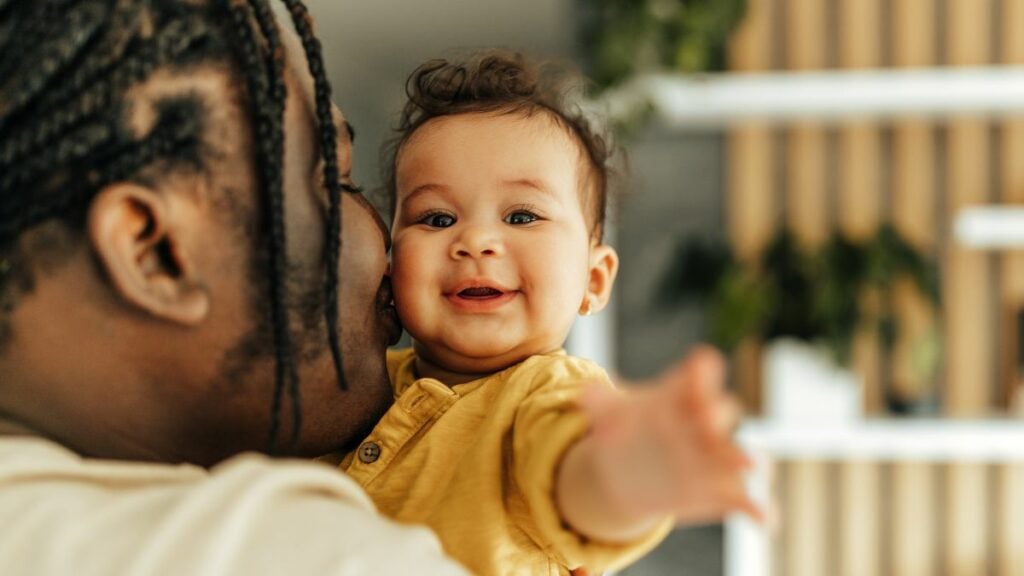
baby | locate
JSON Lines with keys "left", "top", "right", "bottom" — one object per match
{"left": 337, "top": 51, "right": 760, "bottom": 575}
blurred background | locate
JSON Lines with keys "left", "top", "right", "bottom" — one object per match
{"left": 306, "top": 1, "right": 1024, "bottom": 575}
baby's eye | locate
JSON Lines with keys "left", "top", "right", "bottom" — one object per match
{"left": 505, "top": 211, "right": 538, "bottom": 225}
{"left": 421, "top": 212, "right": 456, "bottom": 228}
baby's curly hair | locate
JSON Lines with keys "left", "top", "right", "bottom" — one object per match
{"left": 382, "top": 50, "right": 614, "bottom": 241}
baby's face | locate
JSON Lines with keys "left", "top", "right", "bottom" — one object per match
{"left": 391, "top": 111, "right": 609, "bottom": 375}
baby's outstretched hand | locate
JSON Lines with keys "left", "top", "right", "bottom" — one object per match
{"left": 558, "top": 347, "right": 763, "bottom": 542}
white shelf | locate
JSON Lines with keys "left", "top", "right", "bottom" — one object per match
{"left": 736, "top": 418, "right": 1024, "bottom": 462}
{"left": 954, "top": 206, "right": 1024, "bottom": 249}
{"left": 600, "top": 66, "right": 1024, "bottom": 128}
{"left": 725, "top": 418, "right": 1024, "bottom": 576}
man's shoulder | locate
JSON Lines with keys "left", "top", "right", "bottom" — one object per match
{"left": 0, "top": 435, "right": 390, "bottom": 514}
{"left": 0, "top": 435, "right": 469, "bottom": 575}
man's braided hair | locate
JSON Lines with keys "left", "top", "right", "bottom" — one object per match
{"left": 0, "top": 0, "right": 349, "bottom": 453}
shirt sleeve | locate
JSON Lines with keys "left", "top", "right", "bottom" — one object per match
{"left": 510, "top": 356, "right": 673, "bottom": 573}
{"left": 0, "top": 447, "right": 469, "bottom": 576}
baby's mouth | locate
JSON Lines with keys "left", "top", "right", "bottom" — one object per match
{"left": 457, "top": 287, "right": 504, "bottom": 299}
{"left": 446, "top": 282, "right": 518, "bottom": 311}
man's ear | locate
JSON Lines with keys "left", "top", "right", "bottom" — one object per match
{"left": 579, "top": 243, "right": 619, "bottom": 316}
{"left": 88, "top": 183, "right": 209, "bottom": 325}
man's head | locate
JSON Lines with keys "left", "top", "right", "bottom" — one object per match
{"left": 0, "top": 0, "right": 400, "bottom": 465}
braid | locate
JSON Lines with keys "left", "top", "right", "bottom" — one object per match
{"left": 0, "top": 2, "right": 54, "bottom": 82}
{"left": 1, "top": 14, "right": 212, "bottom": 163}
{"left": 281, "top": 0, "right": 347, "bottom": 392}
{"left": 247, "top": 0, "right": 303, "bottom": 448}
{"left": 219, "top": 0, "right": 299, "bottom": 454}
{"left": 0, "top": 104, "right": 200, "bottom": 239}
{"left": 0, "top": 2, "right": 219, "bottom": 247}
{"left": 0, "top": 0, "right": 109, "bottom": 128}
{"left": 1, "top": 123, "right": 115, "bottom": 195}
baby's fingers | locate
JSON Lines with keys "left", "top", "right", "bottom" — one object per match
{"left": 729, "top": 491, "right": 766, "bottom": 524}
{"left": 680, "top": 346, "right": 728, "bottom": 403}
{"left": 695, "top": 394, "right": 743, "bottom": 443}
{"left": 716, "top": 440, "right": 754, "bottom": 470}
{"left": 718, "top": 471, "right": 765, "bottom": 523}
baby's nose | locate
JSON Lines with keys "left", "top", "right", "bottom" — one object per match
{"left": 451, "top": 225, "right": 503, "bottom": 258}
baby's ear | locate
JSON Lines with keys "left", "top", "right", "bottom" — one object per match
{"left": 579, "top": 243, "right": 619, "bottom": 316}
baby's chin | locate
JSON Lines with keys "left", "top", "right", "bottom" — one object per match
{"left": 414, "top": 338, "right": 558, "bottom": 376}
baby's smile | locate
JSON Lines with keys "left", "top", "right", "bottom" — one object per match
{"left": 457, "top": 287, "right": 504, "bottom": 298}
{"left": 444, "top": 280, "right": 520, "bottom": 312}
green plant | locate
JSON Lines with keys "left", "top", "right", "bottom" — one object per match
{"left": 581, "top": 0, "right": 748, "bottom": 92}
{"left": 658, "top": 225, "right": 941, "bottom": 368}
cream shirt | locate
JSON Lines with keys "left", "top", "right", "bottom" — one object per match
{"left": 0, "top": 435, "right": 468, "bottom": 575}
{"left": 340, "top": 349, "right": 671, "bottom": 576}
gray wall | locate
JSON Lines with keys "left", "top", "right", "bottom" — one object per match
{"left": 307, "top": 0, "right": 576, "bottom": 203}
{"left": 615, "top": 129, "right": 726, "bottom": 379}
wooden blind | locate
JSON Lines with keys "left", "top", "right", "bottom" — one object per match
{"left": 720, "top": 0, "right": 1024, "bottom": 573}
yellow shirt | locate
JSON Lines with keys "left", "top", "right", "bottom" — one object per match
{"left": 0, "top": 435, "right": 468, "bottom": 575}
{"left": 340, "top": 348, "right": 671, "bottom": 576}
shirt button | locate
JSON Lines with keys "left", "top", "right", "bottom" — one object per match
{"left": 358, "top": 441, "right": 381, "bottom": 464}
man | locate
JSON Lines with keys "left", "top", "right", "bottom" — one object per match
{"left": 0, "top": 1, "right": 467, "bottom": 573}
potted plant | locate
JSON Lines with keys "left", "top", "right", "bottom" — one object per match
{"left": 658, "top": 225, "right": 941, "bottom": 419}
{"left": 580, "top": 0, "right": 749, "bottom": 91}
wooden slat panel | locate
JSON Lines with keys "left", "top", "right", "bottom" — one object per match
{"left": 785, "top": 0, "right": 827, "bottom": 71}
{"left": 733, "top": 340, "right": 764, "bottom": 416}
{"left": 891, "top": 462, "right": 936, "bottom": 576}
{"left": 838, "top": 0, "right": 883, "bottom": 417}
{"left": 1001, "top": 0, "right": 1024, "bottom": 411}
{"left": 838, "top": 0, "right": 881, "bottom": 69}
{"left": 891, "top": 0, "right": 939, "bottom": 410}
{"left": 997, "top": 464, "right": 1024, "bottom": 576}
{"left": 838, "top": 461, "right": 880, "bottom": 576}
{"left": 947, "top": 463, "right": 990, "bottom": 576}
{"left": 893, "top": 0, "right": 937, "bottom": 68}
{"left": 727, "top": 0, "right": 775, "bottom": 414}
{"left": 728, "top": 0, "right": 773, "bottom": 72}
{"left": 948, "top": 0, "right": 994, "bottom": 65}
{"left": 773, "top": 460, "right": 788, "bottom": 576}
{"left": 786, "top": 461, "right": 830, "bottom": 576}
{"left": 728, "top": 125, "right": 775, "bottom": 263}
{"left": 785, "top": 0, "right": 828, "bottom": 247}
{"left": 837, "top": 122, "right": 881, "bottom": 240}
{"left": 835, "top": 5, "right": 884, "bottom": 573}
{"left": 946, "top": 6, "right": 994, "bottom": 573}
{"left": 1000, "top": 117, "right": 1024, "bottom": 410}
{"left": 945, "top": 0, "right": 994, "bottom": 417}
{"left": 786, "top": 125, "right": 828, "bottom": 246}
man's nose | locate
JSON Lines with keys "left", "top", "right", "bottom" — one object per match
{"left": 450, "top": 224, "right": 503, "bottom": 259}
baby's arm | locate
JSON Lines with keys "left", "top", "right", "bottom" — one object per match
{"left": 556, "top": 346, "right": 763, "bottom": 543}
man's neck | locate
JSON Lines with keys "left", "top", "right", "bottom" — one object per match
{"left": 0, "top": 414, "right": 43, "bottom": 438}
